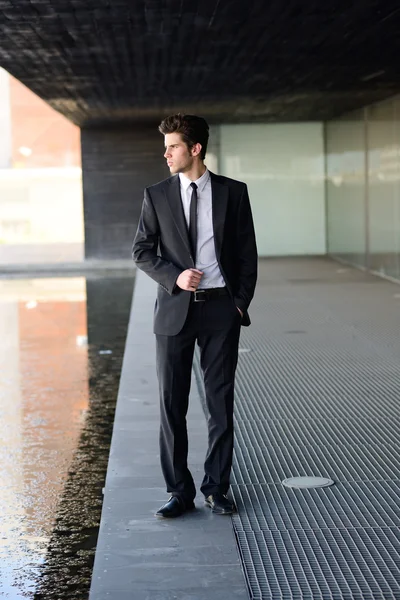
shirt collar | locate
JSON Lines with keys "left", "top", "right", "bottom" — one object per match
{"left": 179, "top": 168, "right": 210, "bottom": 193}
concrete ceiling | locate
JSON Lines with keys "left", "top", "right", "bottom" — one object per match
{"left": 1, "top": 1, "right": 400, "bottom": 127}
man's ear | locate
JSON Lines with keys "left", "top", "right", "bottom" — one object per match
{"left": 191, "top": 143, "right": 202, "bottom": 157}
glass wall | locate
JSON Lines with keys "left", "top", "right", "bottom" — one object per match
{"left": 0, "top": 68, "right": 83, "bottom": 265}
{"left": 367, "top": 98, "right": 400, "bottom": 278}
{"left": 219, "top": 123, "right": 325, "bottom": 256}
{"left": 326, "top": 95, "right": 400, "bottom": 281}
{"left": 326, "top": 109, "right": 367, "bottom": 267}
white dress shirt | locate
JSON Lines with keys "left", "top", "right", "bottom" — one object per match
{"left": 179, "top": 169, "right": 225, "bottom": 289}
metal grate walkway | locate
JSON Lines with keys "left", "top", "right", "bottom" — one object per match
{"left": 194, "top": 257, "right": 400, "bottom": 599}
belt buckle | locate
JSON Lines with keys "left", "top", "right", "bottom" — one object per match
{"left": 194, "top": 290, "right": 207, "bottom": 302}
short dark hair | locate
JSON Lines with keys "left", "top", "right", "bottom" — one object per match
{"left": 158, "top": 113, "right": 209, "bottom": 160}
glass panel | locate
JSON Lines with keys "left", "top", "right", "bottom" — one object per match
{"left": 325, "top": 109, "right": 366, "bottom": 267}
{"left": 219, "top": 123, "right": 325, "bottom": 257}
{"left": 392, "top": 96, "right": 400, "bottom": 280}
{"left": 367, "top": 98, "right": 400, "bottom": 279}
{"left": 206, "top": 125, "right": 220, "bottom": 174}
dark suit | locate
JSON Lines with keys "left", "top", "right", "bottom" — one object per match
{"left": 132, "top": 171, "right": 257, "bottom": 501}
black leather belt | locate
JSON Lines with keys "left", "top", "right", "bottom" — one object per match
{"left": 193, "top": 287, "right": 229, "bottom": 302}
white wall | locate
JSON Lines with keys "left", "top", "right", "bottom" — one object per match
{"left": 0, "top": 168, "right": 83, "bottom": 244}
{"left": 0, "top": 67, "right": 11, "bottom": 169}
{"left": 219, "top": 123, "right": 325, "bottom": 256}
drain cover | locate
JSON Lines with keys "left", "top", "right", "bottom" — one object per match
{"left": 282, "top": 476, "right": 335, "bottom": 489}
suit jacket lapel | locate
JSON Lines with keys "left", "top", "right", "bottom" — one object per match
{"left": 164, "top": 172, "right": 229, "bottom": 261}
{"left": 165, "top": 175, "right": 192, "bottom": 256}
{"left": 210, "top": 172, "right": 228, "bottom": 260}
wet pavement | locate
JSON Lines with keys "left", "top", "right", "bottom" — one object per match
{"left": 0, "top": 273, "right": 134, "bottom": 599}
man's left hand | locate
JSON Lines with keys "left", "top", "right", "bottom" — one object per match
{"left": 237, "top": 307, "right": 243, "bottom": 318}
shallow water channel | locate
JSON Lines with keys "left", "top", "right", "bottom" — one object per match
{"left": 0, "top": 273, "right": 134, "bottom": 599}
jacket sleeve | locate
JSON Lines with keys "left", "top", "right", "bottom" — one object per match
{"left": 132, "top": 188, "right": 182, "bottom": 295}
{"left": 233, "top": 184, "right": 258, "bottom": 313}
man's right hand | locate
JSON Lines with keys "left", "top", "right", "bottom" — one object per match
{"left": 176, "top": 269, "right": 204, "bottom": 292}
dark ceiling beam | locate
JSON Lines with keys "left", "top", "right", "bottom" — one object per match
{"left": 1, "top": 0, "right": 400, "bottom": 125}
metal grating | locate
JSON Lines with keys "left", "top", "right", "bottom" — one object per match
{"left": 232, "top": 426, "right": 400, "bottom": 483}
{"left": 231, "top": 483, "right": 400, "bottom": 531}
{"left": 235, "top": 528, "right": 400, "bottom": 600}
{"left": 232, "top": 418, "right": 400, "bottom": 448}
{"left": 193, "top": 259, "right": 400, "bottom": 599}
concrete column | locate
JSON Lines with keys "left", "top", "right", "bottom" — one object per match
{"left": 81, "top": 125, "right": 167, "bottom": 260}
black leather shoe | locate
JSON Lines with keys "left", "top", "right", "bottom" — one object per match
{"left": 155, "top": 496, "right": 195, "bottom": 518}
{"left": 204, "top": 492, "right": 235, "bottom": 515}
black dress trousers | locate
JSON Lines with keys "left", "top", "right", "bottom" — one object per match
{"left": 155, "top": 293, "right": 241, "bottom": 502}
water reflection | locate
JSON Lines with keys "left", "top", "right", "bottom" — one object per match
{"left": 0, "top": 274, "right": 134, "bottom": 599}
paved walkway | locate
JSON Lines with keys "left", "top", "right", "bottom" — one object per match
{"left": 89, "top": 269, "right": 247, "bottom": 600}
{"left": 90, "top": 257, "right": 400, "bottom": 599}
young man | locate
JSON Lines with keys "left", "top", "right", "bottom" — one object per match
{"left": 132, "top": 114, "right": 257, "bottom": 518}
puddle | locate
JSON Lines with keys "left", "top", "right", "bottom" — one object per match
{"left": 0, "top": 273, "right": 134, "bottom": 599}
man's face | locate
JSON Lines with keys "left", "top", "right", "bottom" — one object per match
{"left": 164, "top": 132, "right": 194, "bottom": 174}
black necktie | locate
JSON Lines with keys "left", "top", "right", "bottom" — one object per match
{"left": 189, "top": 182, "right": 198, "bottom": 262}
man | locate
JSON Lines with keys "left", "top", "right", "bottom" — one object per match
{"left": 132, "top": 114, "right": 257, "bottom": 518}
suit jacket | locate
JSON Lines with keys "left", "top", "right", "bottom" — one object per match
{"left": 132, "top": 171, "right": 258, "bottom": 335}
